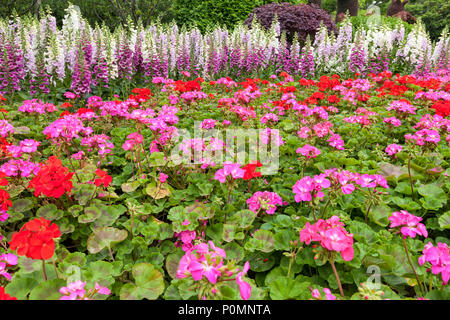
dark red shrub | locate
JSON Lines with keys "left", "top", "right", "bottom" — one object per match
{"left": 244, "top": 2, "right": 337, "bottom": 44}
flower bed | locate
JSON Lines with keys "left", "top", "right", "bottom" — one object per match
{"left": 0, "top": 70, "right": 449, "bottom": 300}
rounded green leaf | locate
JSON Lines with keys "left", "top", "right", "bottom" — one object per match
{"left": 87, "top": 227, "right": 128, "bottom": 254}
{"left": 269, "top": 277, "right": 310, "bottom": 300}
{"left": 121, "top": 180, "right": 141, "bottom": 193}
{"left": 369, "top": 204, "right": 391, "bottom": 227}
{"left": 5, "top": 277, "right": 39, "bottom": 300}
{"left": 36, "top": 204, "right": 63, "bottom": 221}
{"left": 228, "top": 209, "right": 257, "bottom": 229}
{"left": 165, "top": 250, "right": 184, "bottom": 279}
{"left": 120, "top": 263, "right": 165, "bottom": 300}
{"left": 438, "top": 212, "right": 450, "bottom": 230}
{"left": 145, "top": 183, "right": 170, "bottom": 199}
{"left": 11, "top": 198, "right": 34, "bottom": 213}
{"left": 29, "top": 279, "right": 66, "bottom": 300}
{"left": 78, "top": 206, "right": 102, "bottom": 223}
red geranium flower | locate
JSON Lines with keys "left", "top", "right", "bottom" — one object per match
{"left": 0, "top": 189, "right": 12, "bottom": 211}
{"left": 94, "top": 169, "right": 112, "bottom": 188}
{"left": 242, "top": 161, "right": 263, "bottom": 180}
{"left": 431, "top": 100, "right": 450, "bottom": 117}
{"left": 311, "top": 92, "right": 325, "bottom": 100}
{"left": 0, "top": 172, "right": 8, "bottom": 186}
{"left": 0, "top": 287, "right": 17, "bottom": 300}
{"left": 60, "top": 102, "right": 73, "bottom": 109}
{"left": 174, "top": 80, "right": 202, "bottom": 92}
{"left": 327, "top": 95, "right": 340, "bottom": 104}
{"left": 129, "top": 88, "right": 154, "bottom": 103}
{"left": 9, "top": 217, "right": 61, "bottom": 260}
{"left": 76, "top": 108, "right": 95, "bottom": 116}
{"left": 59, "top": 110, "right": 72, "bottom": 118}
{"left": 28, "top": 156, "right": 74, "bottom": 198}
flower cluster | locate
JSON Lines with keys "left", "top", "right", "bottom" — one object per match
{"left": 0, "top": 172, "right": 11, "bottom": 221}
{"left": 81, "top": 134, "right": 115, "bottom": 157}
{"left": 405, "top": 129, "right": 440, "bottom": 146}
{"left": 18, "top": 99, "right": 57, "bottom": 114}
{"left": 0, "top": 253, "right": 18, "bottom": 281}
{"left": 59, "top": 281, "right": 111, "bottom": 300}
{"left": 300, "top": 216, "right": 354, "bottom": 261}
{"left": 0, "top": 287, "right": 17, "bottom": 300}
{"left": 242, "top": 161, "right": 262, "bottom": 180}
{"left": 311, "top": 288, "right": 337, "bottom": 300}
{"left": 94, "top": 169, "right": 112, "bottom": 188}
{"left": 342, "top": 115, "right": 371, "bottom": 127}
{"left": 214, "top": 162, "right": 245, "bottom": 183}
{"left": 200, "top": 119, "right": 216, "bottom": 130}
{"left": 0, "top": 159, "right": 40, "bottom": 177}
{"left": 386, "top": 100, "right": 417, "bottom": 115}
{"left": 27, "top": 156, "right": 74, "bottom": 198}
{"left": 246, "top": 191, "right": 283, "bottom": 215}
{"left": 174, "top": 230, "right": 199, "bottom": 252}
{"left": 383, "top": 117, "right": 402, "bottom": 127}
{"left": 179, "top": 137, "right": 226, "bottom": 169}
{"left": 0, "top": 120, "right": 14, "bottom": 138}
{"left": 418, "top": 242, "right": 449, "bottom": 285}
{"left": 43, "top": 115, "right": 90, "bottom": 144}
{"left": 293, "top": 174, "right": 331, "bottom": 202}
{"left": 122, "top": 132, "right": 143, "bottom": 151}
{"left": 293, "top": 168, "right": 388, "bottom": 202}
{"left": 177, "top": 241, "right": 251, "bottom": 300}
{"left": 388, "top": 210, "right": 428, "bottom": 239}
{"left": 327, "top": 134, "right": 345, "bottom": 150}
{"left": 296, "top": 144, "right": 321, "bottom": 159}
{"left": 261, "top": 113, "right": 279, "bottom": 124}
{"left": 9, "top": 217, "right": 61, "bottom": 260}
{"left": 0, "top": 189, "right": 12, "bottom": 212}
{"left": 385, "top": 143, "right": 403, "bottom": 156}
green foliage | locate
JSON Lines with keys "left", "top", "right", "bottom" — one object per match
{"left": 172, "top": 0, "right": 267, "bottom": 32}
{"left": 322, "top": 0, "right": 338, "bottom": 13}
{"left": 343, "top": 11, "right": 414, "bottom": 35}
{"left": 0, "top": 0, "right": 175, "bottom": 30}
{"left": 407, "top": 0, "right": 450, "bottom": 40}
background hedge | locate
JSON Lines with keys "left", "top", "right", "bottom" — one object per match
{"left": 0, "top": 0, "right": 446, "bottom": 40}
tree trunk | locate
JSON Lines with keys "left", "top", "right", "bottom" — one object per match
{"left": 336, "top": 0, "right": 358, "bottom": 18}
{"left": 387, "top": 0, "right": 408, "bottom": 16}
{"left": 35, "top": 0, "right": 42, "bottom": 18}
{"left": 131, "top": 0, "right": 138, "bottom": 25}
{"left": 109, "top": 0, "right": 128, "bottom": 25}
{"left": 308, "top": 0, "right": 322, "bottom": 7}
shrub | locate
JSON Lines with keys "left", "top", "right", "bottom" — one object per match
{"left": 322, "top": 0, "right": 337, "bottom": 13}
{"left": 244, "top": 2, "right": 337, "bottom": 44}
{"left": 407, "top": 0, "right": 450, "bottom": 41}
{"left": 172, "top": 0, "right": 268, "bottom": 32}
{"left": 344, "top": 12, "right": 414, "bottom": 35}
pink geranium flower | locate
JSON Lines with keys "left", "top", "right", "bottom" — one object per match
{"left": 418, "top": 242, "right": 449, "bottom": 285}
{"left": 0, "top": 253, "right": 18, "bottom": 281}
{"left": 388, "top": 210, "right": 428, "bottom": 239}
{"left": 246, "top": 191, "right": 283, "bottom": 215}
{"left": 236, "top": 261, "right": 251, "bottom": 300}
{"left": 299, "top": 216, "right": 354, "bottom": 261}
{"left": 385, "top": 143, "right": 402, "bottom": 156}
{"left": 159, "top": 173, "right": 168, "bottom": 183}
{"left": 214, "top": 162, "right": 245, "bottom": 183}
{"left": 311, "top": 288, "right": 337, "bottom": 300}
{"left": 297, "top": 144, "right": 321, "bottom": 159}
